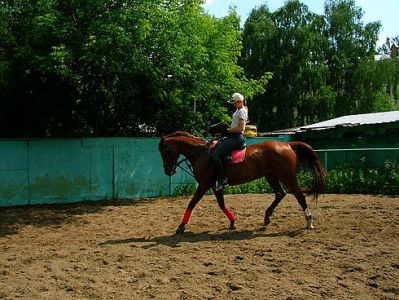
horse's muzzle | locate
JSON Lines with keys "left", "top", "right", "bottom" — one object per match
{"left": 163, "top": 164, "right": 177, "bottom": 176}
{"left": 165, "top": 170, "right": 176, "bottom": 176}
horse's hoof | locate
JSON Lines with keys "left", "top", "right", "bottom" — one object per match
{"left": 228, "top": 221, "right": 236, "bottom": 230}
{"left": 264, "top": 215, "right": 271, "bottom": 226}
{"left": 176, "top": 225, "right": 185, "bottom": 235}
{"left": 257, "top": 226, "right": 267, "bottom": 231}
{"left": 306, "top": 222, "right": 315, "bottom": 230}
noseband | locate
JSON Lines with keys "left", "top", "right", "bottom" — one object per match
{"left": 161, "top": 140, "right": 210, "bottom": 177}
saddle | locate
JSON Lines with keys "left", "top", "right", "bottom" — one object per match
{"left": 209, "top": 139, "right": 247, "bottom": 165}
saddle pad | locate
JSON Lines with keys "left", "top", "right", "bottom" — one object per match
{"left": 210, "top": 141, "right": 246, "bottom": 164}
{"left": 230, "top": 148, "right": 246, "bottom": 164}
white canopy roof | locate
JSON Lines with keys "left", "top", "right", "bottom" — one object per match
{"left": 263, "top": 111, "right": 399, "bottom": 135}
{"left": 301, "top": 111, "right": 399, "bottom": 131}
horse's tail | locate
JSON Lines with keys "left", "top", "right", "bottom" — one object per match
{"left": 289, "top": 142, "right": 326, "bottom": 199}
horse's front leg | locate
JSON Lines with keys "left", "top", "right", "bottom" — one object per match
{"left": 176, "top": 185, "right": 208, "bottom": 235}
{"left": 213, "top": 188, "right": 236, "bottom": 230}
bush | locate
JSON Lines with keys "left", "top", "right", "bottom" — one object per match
{"left": 326, "top": 160, "right": 399, "bottom": 195}
{"left": 172, "top": 184, "right": 198, "bottom": 197}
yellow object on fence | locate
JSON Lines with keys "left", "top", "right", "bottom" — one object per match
{"left": 244, "top": 125, "right": 257, "bottom": 137}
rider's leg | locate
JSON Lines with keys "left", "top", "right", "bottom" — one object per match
{"left": 210, "top": 135, "right": 243, "bottom": 190}
{"left": 210, "top": 149, "right": 229, "bottom": 190}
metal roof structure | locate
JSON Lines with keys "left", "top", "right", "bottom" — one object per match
{"left": 262, "top": 111, "right": 399, "bottom": 136}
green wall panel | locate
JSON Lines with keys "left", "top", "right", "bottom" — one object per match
{"left": 0, "top": 139, "right": 117, "bottom": 207}
{"left": 0, "top": 171, "right": 29, "bottom": 206}
{"left": 0, "top": 141, "right": 28, "bottom": 170}
{"left": 88, "top": 147, "right": 113, "bottom": 199}
{"left": 0, "top": 141, "right": 29, "bottom": 206}
{"left": 114, "top": 139, "right": 169, "bottom": 198}
{"left": 29, "top": 140, "right": 92, "bottom": 204}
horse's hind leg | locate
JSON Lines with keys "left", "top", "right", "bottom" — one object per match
{"left": 213, "top": 189, "right": 236, "bottom": 230}
{"left": 290, "top": 186, "right": 314, "bottom": 229}
{"left": 279, "top": 170, "right": 315, "bottom": 229}
{"left": 264, "top": 175, "right": 286, "bottom": 226}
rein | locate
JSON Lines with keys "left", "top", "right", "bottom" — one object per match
{"left": 173, "top": 141, "right": 211, "bottom": 178}
{"left": 175, "top": 157, "right": 195, "bottom": 178}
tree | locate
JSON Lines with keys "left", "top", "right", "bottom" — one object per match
{"left": 242, "top": 0, "right": 388, "bottom": 132}
{"left": 0, "top": 0, "right": 269, "bottom": 137}
{"left": 377, "top": 37, "right": 399, "bottom": 105}
{"left": 242, "top": 0, "right": 333, "bottom": 131}
{"left": 145, "top": 4, "right": 270, "bottom": 135}
{"left": 324, "top": 0, "right": 381, "bottom": 115}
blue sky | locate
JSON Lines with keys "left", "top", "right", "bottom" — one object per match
{"left": 202, "top": 0, "right": 398, "bottom": 47}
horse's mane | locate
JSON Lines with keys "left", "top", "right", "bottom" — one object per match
{"left": 161, "top": 131, "right": 207, "bottom": 144}
{"left": 162, "top": 131, "right": 196, "bottom": 139}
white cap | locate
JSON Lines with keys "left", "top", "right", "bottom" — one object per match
{"left": 227, "top": 92, "right": 244, "bottom": 104}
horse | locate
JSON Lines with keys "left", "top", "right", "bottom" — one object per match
{"left": 158, "top": 131, "right": 326, "bottom": 234}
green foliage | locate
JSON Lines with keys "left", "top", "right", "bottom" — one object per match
{"left": 0, "top": 0, "right": 269, "bottom": 137}
{"left": 377, "top": 37, "right": 399, "bottom": 104}
{"left": 225, "top": 179, "right": 272, "bottom": 194}
{"left": 326, "top": 160, "right": 399, "bottom": 195}
{"left": 242, "top": 1, "right": 334, "bottom": 131}
{"left": 372, "top": 91, "right": 396, "bottom": 112}
{"left": 241, "top": 0, "right": 390, "bottom": 132}
{"left": 172, "top": 184, "right": 198, "bottom": 197}
{"left": 1, "top": 0, "right": 397, "bottom": 137}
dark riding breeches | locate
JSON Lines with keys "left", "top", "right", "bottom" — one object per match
{"left": 210, "top": 133, "right": 245, "bottom": 180}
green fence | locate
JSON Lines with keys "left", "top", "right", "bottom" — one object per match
{"left": 1, "top": 137, "right": 397, "bottom": 207}
{"left": 315, "top": 148, "right": 399, "bottom": 171}
{"left": 0, "top": 137, "right": 284, "bottom": 207}
{"left": 0, "top": 138, "right": 169, "bottom": 207}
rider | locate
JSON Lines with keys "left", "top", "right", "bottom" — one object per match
{"left": 211, "top": 92, "right": 248, "bottom": 191}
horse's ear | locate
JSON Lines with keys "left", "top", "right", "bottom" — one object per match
{"left": 160, "top": 133, "right": 170, "bottom": 141}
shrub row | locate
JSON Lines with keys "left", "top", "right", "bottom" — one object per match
{"left": 172, "top": 160, "right": 399, "bottom": 196}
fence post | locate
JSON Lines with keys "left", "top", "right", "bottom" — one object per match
{"left": 169, "top": 176, "right": 172, "bottom": 197}
{"left": 324, "top": 151, "right": 328, "bottom": 173}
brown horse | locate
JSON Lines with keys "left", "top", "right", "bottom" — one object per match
{"left": 159, "top": 131, "right": 326, "bottom": 234}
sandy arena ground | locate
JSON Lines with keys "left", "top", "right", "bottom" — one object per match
{"left": 0, "top": 194, "right": 398, "bottom": 299}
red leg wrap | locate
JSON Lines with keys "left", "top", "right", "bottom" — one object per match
{"left": 182, "top": 208, "right": 193, "bottom": 224}
{"left": 223, "top": 207, "right": 236, "bottom": 222}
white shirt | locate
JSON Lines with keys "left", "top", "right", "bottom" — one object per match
{"left": 231, "top": 107, "right": 248, "bottom": 132}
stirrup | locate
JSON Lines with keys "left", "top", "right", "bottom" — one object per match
{"left": 215, "top": 178, "right": 229, "bottom": 191}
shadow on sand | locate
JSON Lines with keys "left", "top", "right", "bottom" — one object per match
{"left": 0, "top": 197, "right": 160, "bottom": 237}
{"left": 100, "top": 228, "right": 304, "bottom": 249}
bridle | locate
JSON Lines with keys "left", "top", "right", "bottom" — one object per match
{"left": 173, "top": 145, "right": 207, "bottom": 177}
{"left": 160, "top": 139, "right": 210, "bottom": 178}
{"left": 159, "top": 144, "right": 179, "bottom": 176}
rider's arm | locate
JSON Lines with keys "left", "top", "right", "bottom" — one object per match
{"left": 228, "top": 118, "right": 246, "bottom": 134}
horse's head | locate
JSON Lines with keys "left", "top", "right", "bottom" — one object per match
{"left": 158, "top": 137, "right": 180, "bottom": 176}
{"left": 159, "top": 132, "right": 207, "bottom": 176}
